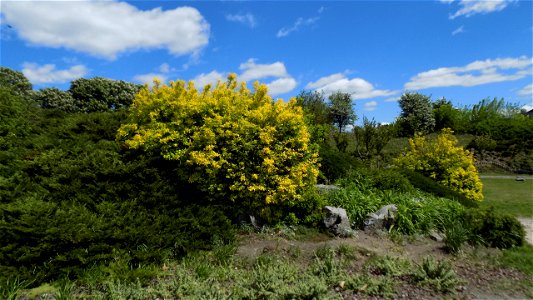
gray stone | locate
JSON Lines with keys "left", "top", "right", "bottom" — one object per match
{"left": 315, "top": 184, "right": 341, "bottom": 193}
{"left": 429, "top": 230, "right": 446, "bottom": 242}
{"left": 323, "top": 206, "right": 353, "bottom": 237}
{"left": 364, "top": 204, "right": 398, "bottom": 231}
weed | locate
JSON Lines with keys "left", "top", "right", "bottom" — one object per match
{"left": 444, "top": 220, "right": 471, "bottom": 254}
{"left": 0, "top": 277, "right": 31, "bottom": 300}
{"left": 54, "top": 278, "right": 75, "bottom": 300}
{"left": 415, "top": 256, "right": 459, "bottom": 292}
{"left": 365, "top": 255, "right": 412, "bottom": 277}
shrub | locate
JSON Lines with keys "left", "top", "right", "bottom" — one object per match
{"left": 394, "top": 129, "right": 483, "bottom": 202}
{"left": 369, "top": 169, "right": 413, "bottom": 193}
{"left": 400, "top": 170, "right": 478, "bottom": 208}
{"left": 117, "top": 75, "right": 319, "bottom": 222}
{"left": 463, "top": 207, "right": 525, "bottom": 249}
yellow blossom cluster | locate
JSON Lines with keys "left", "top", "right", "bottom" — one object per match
{"left": 117, "top": 74, "right": 319, "bottom": 209}
{"left": 394, "top": 128, "right": 483, "bottom": 201}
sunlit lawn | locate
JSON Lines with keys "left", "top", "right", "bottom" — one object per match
{"left": 481, "top": 178, "right": 533, "bottom": 217}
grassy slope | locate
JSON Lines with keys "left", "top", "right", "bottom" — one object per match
{"left": 480, "top": 178, "right": 533, "bottom": 217}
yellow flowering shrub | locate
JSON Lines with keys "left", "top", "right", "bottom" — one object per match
{"left": 394, "top": 128, "right": 483, "bottom": 201}
{"left": 117, "top": 74, "right": 319, "bottom": 213}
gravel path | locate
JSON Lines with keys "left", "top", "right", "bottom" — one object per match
{"left": 518, "top": 217, "right": 533, "bottom": 245}
{"left": 479, "top": 175, "right": 533, "bottom": 179}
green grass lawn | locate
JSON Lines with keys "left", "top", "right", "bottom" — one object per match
{"left": 481, "top": 177, "right": 533, "bottom": 217}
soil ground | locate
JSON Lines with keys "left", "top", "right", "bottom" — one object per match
{"left": 237, "top": 230, "right": 533, "bottom": 300}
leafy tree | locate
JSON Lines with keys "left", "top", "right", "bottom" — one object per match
{"left": 0, "top": 67, "right": 32, "bottom": 96}
{"left": 328, "top": 91, "right": 356, "bottom": 133}
{"left": 433, "top": 98, "right": 463, "bottom": 132}
{"left": 394, "top": 129, "right": 483, "bottom": 202}
{"left": 295, "top": 90, "right": 333, "bottom": 145}
{"left": 117, "top": 75, "right": 319, "bottom": 220}
{"left": 69, "top": 77, "right": 142, "bottom": 112}
{"left": 353, "top": 117, "right": 393, "bottom": 162}
{"left": 33, "top": 87, "right": 77, "bottom": 112}
{"left": 397, "top": 92, "right": 435, "bottom": 136}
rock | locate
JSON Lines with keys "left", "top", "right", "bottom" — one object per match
{"left": 364, "top": 204, "right": 398, "bottom": 231}
{"left": 315, "top": 184, "right": 341, "bottom": 193}
{"left": 429, "top": 230, "right": 446, "bottom": 242}
{"left": 516, "top": 176, "right": 525, "bottom": 182}
{"left": 323, "top": 206, "right": 353, "bottom": 237}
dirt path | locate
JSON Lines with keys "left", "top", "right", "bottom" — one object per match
{"left": 518, "top": 217, "right": 533, "bottom": 245}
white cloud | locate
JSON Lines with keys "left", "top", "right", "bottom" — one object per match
{"left": 405, "top": 56, "right": 532, "bottom": 90}
{"left": 239, "top": 59, "right": 289, "bottom": 82}
{"left": 306, "top": 73, "right": 397, "bottom": 100}
{"left": 22, "top": 63, "right": 87, "bottom": 84}
{"left": 439, "top": 0, "right": 455, "bottom": 4}
{"left": 277, "top": 16, "right": 319, "bottom": 38}
{"left": 267, "top": 77, "right": 298, "bottom": 96}
{"left": 159, "top": 63, "right": 170, "bottom": 73}
{"left": 518, "top": 83, "right": 532, "bottom": 97}
{"left": 305, "top": 73, "right": 345, "bottom": 90}
{"left": 363, "top": 101, "right": 378, "bottom": 112}
{"left": 226, "top": 13, "right": 257, "bottom": 28}
{"left": 452, "top": 25, "right": 465, "bottom": 36}
{"left": 1, "top": 1, "right": 209, "bottom": 59}
{"left": 133, "top": 73, "right": 168, "bottom": 86}
{"left": 193, "top": 71, "right": 226, "bottom": 89}
{"left": 449, "top": 0, "right": 514, "bottom": 19}
{"left": 191, "top": 59, "right": 297, "bottom": 96}
{"left": 385, "top": 96, "right": 401, "bottom": 102}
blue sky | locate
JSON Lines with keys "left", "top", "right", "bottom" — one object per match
{"left": 1, "top": 0, "right": 532, "bottom": 123}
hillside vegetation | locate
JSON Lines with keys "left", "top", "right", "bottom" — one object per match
{"left": 0, "top": 67, "right": 531, "bottom": 299}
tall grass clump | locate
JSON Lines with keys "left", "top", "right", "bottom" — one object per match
{"left": 324, "top": 171, "right": 464, "bottom": 234}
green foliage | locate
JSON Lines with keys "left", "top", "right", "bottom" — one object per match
{"left": 500, "top": 244, "right": 533, "bottom": 275}
{"left": 318, "top": 145, "right": 362, "bottom": 183}
{"left": 353, "top": 117, "right": 394, "bottom": 161}
{"left": 463, "top": 207, "right": 525, "bottom": 249}
{"left": 397, "top": 92, "right": 435, "bottom": 136}
{"left": 117, "top": 74, "right": 319, "bottom": 222}
{"left": 433, "top": 98, "right": 464, "bottom": 132}
{"left": 400, "top": 170, "right": 478, "bottom": 208}
{"left": 0, "top": 67, "right": 32, "bottom": 96}
{"left": 414, "top": 256, "right": 459, "bottom": 292}
{"left": 443, "top": 220, "right": 471, "bottom": 254}
{"left": 365, "top": 256, "right": 412, "bottom": 277}
{"left": 69, "top": 77, "right": 143, "bottom": 112}
{"left": 394, "top": 129, "right": 483, "bottom": 201}
{"left": 467, "top": 135, "right": 497, "bottom": 152}
{"left": 0, "top": 107, "right": 235, "bottom": 285}
{"left": 326, "top": 174, "right": 464, "bottom": 234}
{"left": 33, "top": 87, "right": 77, "bottom": 112}
{"left": 369, "top": 169, "right": 413, "bottom": 193}
{"left": 328, "top": 91, "right": 356, "bottom": 134}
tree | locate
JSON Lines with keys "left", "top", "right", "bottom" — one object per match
{"left": 433, "top": 98, "right": 462, "bottom": 132}
{"left": 397, "top": 92, "right": 435, "bottom": 136}
{"left": 117, "top": 75, "right": 319, "bottom": 219}
{"left": 353, "top": 117, "right": 393, "bottom": 163}
{"left": 394, "top": 129, "right": 483, "bottom": 202}
{"left": 328, "top": 91, "right": 356, "bottom": 133}
{"left": 0, "top": 67, "right": 32, "bottom": 96}
{"left": 69, "top": 77, "right": 143, "bottom": 112}
{"left": 33, "top": 88, "right": 78, "bottom": 112}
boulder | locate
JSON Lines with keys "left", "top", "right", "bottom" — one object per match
{"left": 315, "top": 184, "right": 341, "bottom": 193}
{"left": 323, "top": 206, "right": 353, "bottom": 237}
{"left": 364, "top": 204, "right": 398, "bottom": 232}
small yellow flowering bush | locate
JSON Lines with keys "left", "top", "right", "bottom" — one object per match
{"left": 394, "top": 129, "right": 483, "bottom": 201}
{"left": 117, "top": 74, "right": 319, "bottom": 216}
